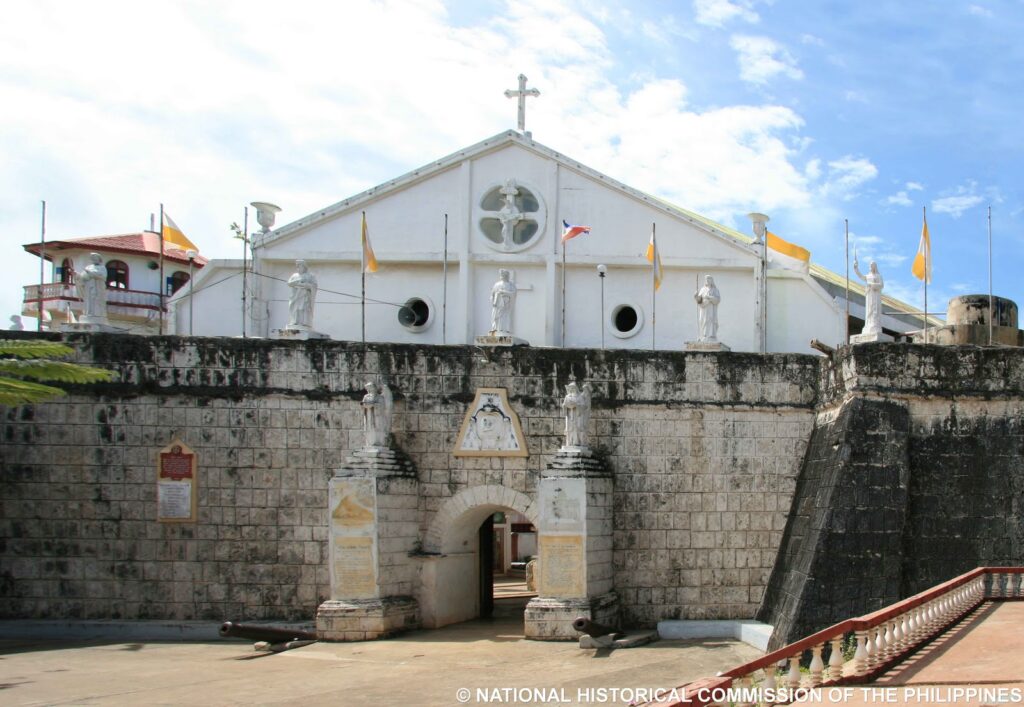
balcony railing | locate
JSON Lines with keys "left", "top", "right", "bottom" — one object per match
{"left": 643, "top": 567, "right": 1024, "bottom": 707}
{"left": 23, "top": 283, "right": 163, "bottom": 313}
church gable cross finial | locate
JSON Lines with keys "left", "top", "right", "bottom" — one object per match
{"left": 504, "top": 73, "right": 540, "bottom": 135}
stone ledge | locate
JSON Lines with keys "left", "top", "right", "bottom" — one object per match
{"left": 524, "top": 592, "right": 618, "bottom": 641}
{"left": 656, "top": 619, "right": 773, "bottom": 651}
{"left": 316, "top": 596, "right": 419, "bottom": 641}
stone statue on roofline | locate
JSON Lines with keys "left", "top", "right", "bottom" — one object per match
{"left": 287, "top": 259, "right": 317, "bottom": 330}
{"left": 695, "top": 275, "right": 721, "bottom": 342}
{"left": 490, "top": 269, "right": 517, "bottom": 336}
{"left": 853, "top": 255, "right": 884, "bottom": 337}
{"left": 78, "top": 253, "right": 108, "bottom": 323}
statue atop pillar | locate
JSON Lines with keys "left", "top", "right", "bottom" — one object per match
{"left": 561, "top": 380, "right": 593, "bottom": 452}
{"left": 361, "top": 381, "right": 394, "bottom": 449}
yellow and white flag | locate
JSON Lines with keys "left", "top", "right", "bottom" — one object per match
{"left": 766, "top": 231, "right": 811, "bottom": 272}
{"left": 161, "top": 212, "right": 199, "bottom": 252}
{"left": 361, "top": 212, "right": 378, "bottom": 273}
{"left": 645, "top": 227, "right": 663, "bottom": 290}
{"left": 911, "top": 212, "right": 931, "bottom": 283}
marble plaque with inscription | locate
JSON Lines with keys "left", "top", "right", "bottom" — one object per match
{"left": 157, "top": 481, "right": 191, "bottom": 520}
{"left": 333, "top": 536, "right": 378, "bottom": 599}
{"left": 538, "top": 535, "right": 585, "bottom": 597}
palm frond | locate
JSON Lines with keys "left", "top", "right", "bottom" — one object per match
{"left": 0, "top": 359, "right": 116, "bottom": 384}
{"left": 0, "top": 377, "right": 67, "bottom": 406}
{"left": 0, "top": 339, "right": 74, "bottom": 359}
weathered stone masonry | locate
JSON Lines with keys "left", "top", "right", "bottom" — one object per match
{"left": 3, "top": 336, "right": 1022, "bottom": 641}
{"left": 0, "top": 333, "right": 817, "bottom": 628}
{"left": 760, "top": 344, "right": 1024, "bottom": 648}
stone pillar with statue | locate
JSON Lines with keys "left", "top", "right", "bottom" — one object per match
{"left": 62, "top": 252, "right": 116, "bottom": 333}
{"left": 316, "top": 380, "right": 420, "bottom": 641}
{"left": 524, "top": 378, "right": 618, "bottom": 640}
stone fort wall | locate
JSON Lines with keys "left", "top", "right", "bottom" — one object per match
{"left": 0, "top": 334, "right": 818, "bottom": 627}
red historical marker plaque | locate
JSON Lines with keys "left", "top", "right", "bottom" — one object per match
{"left": 157, "top": 439, "right": 197, "bottom": 522}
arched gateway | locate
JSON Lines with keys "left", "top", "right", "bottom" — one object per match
{"left": 316, "top": 445, "right": 619, "bottom": 641}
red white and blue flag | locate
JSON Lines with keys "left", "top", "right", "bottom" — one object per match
{"left": 561, "top": 220, "right": 591, "bottom": 243}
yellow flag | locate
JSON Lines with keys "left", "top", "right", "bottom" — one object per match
{"left": 911, "top": 213, "right": 931, "bottom": 283}
{"left": 161, "top": 212, "right": 199, "bottom": 252}
{"left": 645, "top": 227, "right": 663, "bottom": 291}
{"left": 361, "top": 213, "right": 378, "bottom": 273}
{"left": 766, "top": 231, "right": 810, "bottom": 262}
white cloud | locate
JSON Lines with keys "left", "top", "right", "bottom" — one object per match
{"left": 729, "top": 35, "right": 804, "bottom": 84}
{"left": 968, "top": 4, "right": 994, "bottom": 18}
{"left": 844, "top": 90, "right": 868, "bottom": 103}
{"left": 693, "top": 0, "right": 759, "bottom": 27}
{"left": 822, "top": 156, "right": 878, "bottom": 200}
{"left": 800, "top": 33, "right": 824, "bottom": 46}
{"left": 886, "top": 191, "right": 913, "bottom": 207}
{"left": 932, "top": 183, "right": 989, "bottom": 218}
{"left": 933, "top": 194, "right": 985, "bottom": 218}
{"left": 0, "top": 0, "right": 845, "bottom": 319}
{"left": 906, "top": 181, "right": 924, "bottom": 191}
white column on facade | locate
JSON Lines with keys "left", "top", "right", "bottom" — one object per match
{"left": 748, "top": 213, "right": 770, "bottom": 353}
{"left": 458, "top": 161, "right": 474, "bottom": 344}
{"left": 545, "top": 161, "right": 560, "bottom": 346}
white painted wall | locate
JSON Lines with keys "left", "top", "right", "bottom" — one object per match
{"left": 175, "top": 136, "right": 846, "bottom": 352}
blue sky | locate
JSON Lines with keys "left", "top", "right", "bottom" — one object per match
{"left": 1, "top": 0, "right": 1020, "bottom": 326}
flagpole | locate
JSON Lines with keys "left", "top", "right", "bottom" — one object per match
{"left": 159, "top": 203, "right": 165, "bottom": 335}
{"left": 242, "top": 206, "right": 248, "bottom": 339}
{"left": 844, "top": 218, "right": 850, "bottom": 344}
{"left": 366, "top": 209, "right": 370, "bottom": 344}
{"left": 561, "top": 236, "right": 566, "bottom": 347}
{"left": 988, "top": 205, "right": 993, "bottom": 345}
{"left": 39, "top": 200, "right": 46, "bottom": 332}
{"left": 923, "top": 206, "right": 928, "bottom": 344}
{"left": 442, "top": 213, "right": 448, "bottom": 345}
{"left": 651, "top": 222, "right": 656, "bottom": 350}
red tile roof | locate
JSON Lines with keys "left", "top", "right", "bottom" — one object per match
{"left": 22, "top": 232, "right": 208, "bottom": 266}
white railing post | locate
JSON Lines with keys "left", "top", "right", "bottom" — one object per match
{"left": 854, "top": 630, "right": 869, "bottom": 676}
{"left": 787, "top": 655, "right": 801, "bottom": 690}
{"left": 809, "top": 644, "right": 824, "bottom": 686}
{"left": 761, "top": 667, "right": 777, "bottom": 707}
{"left": 828, "top": 636, "right": 844, "bottom": 681}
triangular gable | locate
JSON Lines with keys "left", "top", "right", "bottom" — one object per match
{"left": 257, "top": 131, "right": 758, "bottom": 258}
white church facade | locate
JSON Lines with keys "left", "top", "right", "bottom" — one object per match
{"left": 172, "top": 130, "right": 923, "bottom": 352}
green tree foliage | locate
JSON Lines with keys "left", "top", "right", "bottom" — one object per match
{"left": 0, "top": 339, "right": 115, "bottom": 406}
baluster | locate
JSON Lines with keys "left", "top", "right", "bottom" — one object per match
{"left": 892, "top": 616, "right": 904, "bottom": 655}
{"left": 872, "top": 625, "right": 885, "bottom": 668}
{"left": 900, "top": 611, "right": 913, "bottom": 650}
{"left": 787, "top": 655, "right": 801, "bottom": 690}
{"left": 737, "top": 674, "right": 755, "bottom": 707}
{"left": 761, "top": 666, "right": 777, "bottom": 707}
{"left": 1014, "top": 573, "right": 1023, "bottom": 598}
{"left": 853, "top": 630, "right": 869, "bottom": 676}
{"left": 809, "top": 643, "right": 824, "bottom": 686}
{"left": 828, "top": 637, "right": 844, "bottom": 682}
